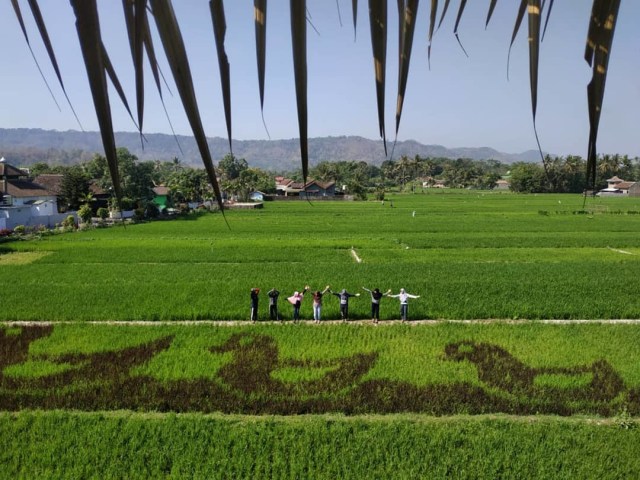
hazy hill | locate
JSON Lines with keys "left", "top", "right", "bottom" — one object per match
{"left": 0, "top": 128, "right": 543, "bottom": 169}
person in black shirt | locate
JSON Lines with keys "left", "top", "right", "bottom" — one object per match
{"left": 267, "top": 288, "right": 280, "bottom": 320}
{"left": 250, "top": 288, "right": 260, "bottom": 322}
{"left": 362, "top": 287, "right": 391, "bottom": 323}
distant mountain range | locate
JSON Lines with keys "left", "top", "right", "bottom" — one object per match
{"left": 0, "top": 128, "right": 544, "bottom": 170}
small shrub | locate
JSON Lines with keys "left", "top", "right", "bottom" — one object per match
{"left": 62, "top": 215, "right": 76, "bottom": 229}
{"left": 96, "top": 208, "right": 109, "bottom": 220}
{"left": 0, "top": 228, "right": 13, "bottom": 237}
{"left": 13, "top": 225, "right": 25, "bottom": 235}
{"left": 78, "top": 204, "right": 93, "bottom": 224}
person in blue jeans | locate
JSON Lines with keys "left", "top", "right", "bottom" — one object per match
{"left": 312, "top": 286, "right": 331, "bottom": 323}
{"left": 288, "top": 286, "right": 310, "bottom": 322}
{"left": 330, "top": 288, "right": 360, "bottom": 321}
{"left": 387, "top": 288, "right": 420, "bottom": 321}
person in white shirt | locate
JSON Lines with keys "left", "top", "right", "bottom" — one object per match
{"left": 387, "top": 288, "right": 420, "bottom": 321}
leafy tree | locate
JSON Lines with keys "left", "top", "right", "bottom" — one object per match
{"left": 509, "top": 163, "right": 547, "bottom": 193}
{"left": 89, "top": 148, "right": 154, "bottom": 205}
{"left": 60, "top": 166, "right": 91, "bottom": 211}
{"left": 167, "top": 168, "right": 210, "bottom": 204}
{"left": 29, "top": 162, "right": 53, "bottom": 177}
{"left": 218, "top": 154, "right": 248, "bottom": 181}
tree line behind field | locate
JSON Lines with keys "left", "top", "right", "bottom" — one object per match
{"left": 305, "top": 154, "right": 640, "bottom": 196}
{"left": 24, "top": 151, "right": 640, "bottom": 213}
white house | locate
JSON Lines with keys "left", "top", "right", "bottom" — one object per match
{"left": 598, "top": 176, "right": 638, "bottom": 196}
{"left": 1, "top": 162, "right": 68, "bottom": 229}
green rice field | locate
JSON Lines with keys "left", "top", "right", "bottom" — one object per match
{"left": 1, "top": 191, "right": 640, "bottom": 321}
{"left": 2, "top": 192, "right": 640, "bottom": 478}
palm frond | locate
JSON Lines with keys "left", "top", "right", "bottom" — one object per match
{"left": 100, "top": 41, "right": 140, "bottom": 133}
{"left": 68, "top": 0, "right": 122, "bottom": 203}
{"left": 122, "top": 0, "right": 146, "bottom": 143}
{"left": 507, "top": 0, "right": 527, "bottom": 80}
{"left": 210, "top": 0, "right": 233, "bottom": 155}
{"left": 148, "top": 0, "right": 224, "bottom": 212}
{"left": 352, "top": 0, "right": 358, "bottom": 38}
{"left": 436, "top": 0, "right": 450, "bottom": 30}
{"left": 453, "top": 0, "right": 469, "bottom": 57}
{"left": 541, "top": 0, "right": 554, "bottom": 41}
{"left": 290, "top": 0, "right": 309, "bottom": 183}
{"left": 427, "top": 0, "right": 437, "bottom": 68}
{"left": 11, "top": 0, "right": 61, "bottom": 112}
{"left": 485, "top": 0, "right": 498, "bottom": 29}
{"left": 395, "top": 0, "right": 419, "bottom": 137}
{"left": 368, "top": 0, "right": 388, "bottom": 156}
{"left": 585, "top": 0, "right": 621, "bottom": 189}
{"left": 26, "top": 0, "right": 84, "bottom": 130}
{"left": 254, "top": 0, "right": 267, "bottom": 112}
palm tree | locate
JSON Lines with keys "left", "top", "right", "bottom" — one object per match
{"left": 10, "top": 1, "right": 622, "bottom": 204}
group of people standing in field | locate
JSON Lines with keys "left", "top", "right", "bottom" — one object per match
{"left": 249, "top": 286, "right": 420, "bottom": 323}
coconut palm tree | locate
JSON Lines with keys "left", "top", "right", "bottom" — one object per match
{"left": 10, "top": 0, "right": 622, "bottom": 207}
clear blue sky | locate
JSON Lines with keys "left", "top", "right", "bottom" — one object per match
{"left": 0, "top": 1, "right": 638, "bottom": 159}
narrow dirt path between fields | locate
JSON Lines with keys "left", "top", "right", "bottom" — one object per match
{"left": 3, "top": 319, "right": 639, "bottom": 326}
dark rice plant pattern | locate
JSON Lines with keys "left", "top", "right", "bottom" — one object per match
{"left": 0, "top": 327, "right": 636, "bottom": 416}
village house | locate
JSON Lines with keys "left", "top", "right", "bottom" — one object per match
{"left": 275, "top": 177, "right": 336, "bottom": 197}
{"left": 598, "top": 176, "right": 639, "bottom": 196}
{"left": 1, "top": 162, "right": 69, "bottom": 230}
{"left": 495, "top": 179, "right": 511, "bottom": 190}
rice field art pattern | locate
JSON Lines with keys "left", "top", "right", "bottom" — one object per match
{"left": 1, "top": 325, "right": 639, "bottom": 416}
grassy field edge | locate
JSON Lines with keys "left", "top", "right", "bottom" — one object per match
{"left": 1, "top": 410, "right": 638, "bottom": 479}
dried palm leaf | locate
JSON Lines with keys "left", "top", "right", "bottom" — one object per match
{"left": 453, "top": 0, "right": 469, "bottom": 57}
{"left": 122, "top": 0, "right": 146, "bottom": 143}
{"left": 149, "top": 0, "right": 224, "bottom": 212}
{"left": 69, "top": 0, "right": 122, "bottom": 202}
{"left": 485, "top": 0, "right": 498, "bottom": 28}
{"left": 507, "top": 0, "right": 527, "bottom": 80}
{"left": 541, "top": 0, "right": 554, "bottom": 41}
{"left": 25, "top": 0, "right": 84, "bottom": 130}
{"left": 396, "top": 0, "right": 419, "bottom": 137}
{"left": 427, "top": 0, "right": 437, "bottom": 68}
{"left": 436, "top": 0, "right": 450, "bottom": 30}
{"left": 369, "top": 0, "right": 388, "bottom": 156}
{"left": 585, "top": 0, "right": 620, "bottom": 189}
{"left": 352, "top": 0, "right": 358, "bottom": 38}
{"left": 254, "top": 0, "right": 270, "bottom": 137}
{"left": 101, "top": 42, "right": 141, "bottom": 133}
{"left": 290, "top": 0, "right": 309, "bottom": 182}
{"left": 210, "top": 0, "right": 233, "bottom": 154}
{"left": 11, "top": 0, "right": 61, "bottom": 112}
